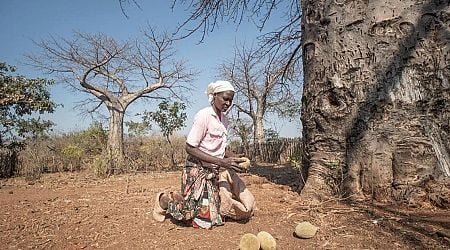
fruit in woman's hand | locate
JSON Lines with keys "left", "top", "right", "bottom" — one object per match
{"left": 238, "top": 157, "right": 251, "bottom": 170}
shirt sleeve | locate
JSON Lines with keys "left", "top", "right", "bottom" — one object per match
{"left": 186, "top": 110, "right": 208, "bottom": 147}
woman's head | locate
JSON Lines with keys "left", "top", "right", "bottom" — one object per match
{"left": 206, "top": 80, "right": 235, "bottom": 113}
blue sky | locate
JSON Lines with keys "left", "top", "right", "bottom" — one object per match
{"left": 0, "top": 0, "right": 301, "bottom": 138}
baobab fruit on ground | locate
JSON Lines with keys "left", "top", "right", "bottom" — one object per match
{"left": 239, "top": 233, "right": 260, "bottom": 250}
{"left": 294, "top": 221, "right": 318, "bottom": 239}
{"left": 257, "top": 231, "right": 276, "bottom": 250}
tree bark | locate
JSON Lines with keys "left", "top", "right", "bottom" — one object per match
{"left": 252, "top": 109, "right": 265, "bottom": 160}
{"left": 166, "top": 134, "right": 176, "bottom": 169}
{"left": 255, "top": 116, "right": 264, "bottom": 144}
{"left": 107, "top": 105, "right": 125, "bottom": 170}
{"left": 301, "top": 0, "right": 450, "bottom": 203}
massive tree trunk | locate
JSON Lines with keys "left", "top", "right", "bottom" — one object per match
{"left": 301, "top": 0, "right": 450, "bottom": 204}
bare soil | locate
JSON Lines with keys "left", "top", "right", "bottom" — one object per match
{"left": 1, "top": 164, "right": 449, "bottom": 249}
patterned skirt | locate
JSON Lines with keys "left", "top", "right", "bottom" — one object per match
{"left": 166, "top": 158, "right": 224, "bottom": 229}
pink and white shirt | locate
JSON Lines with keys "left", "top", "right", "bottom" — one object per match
{"left": 186, "top": 106, "right": 229, "bottom": 159}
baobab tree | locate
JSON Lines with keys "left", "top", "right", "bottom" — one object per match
{"left": 219, "top": 44, "right": 301, "bottom": 157}
{"left": 29, "top": 29, "right": 194, "bottom": 171}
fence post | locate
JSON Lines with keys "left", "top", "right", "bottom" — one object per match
{"left": 0, "top": 148, "right": 17, "bottom": 178}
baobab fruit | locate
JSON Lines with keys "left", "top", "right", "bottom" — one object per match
{"left": 257, "top": 231, "right": 276, "bottom": 250}
{"left": 294, "top": 221, "right": 318, "bottom": 239}
{"left": 239, "top": 233, "right": 260, "bottom": 250}
{"left": 238, "top": 157, "right": 251, "bottom": 170}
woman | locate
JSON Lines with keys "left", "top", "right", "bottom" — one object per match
{"left": 153, "top": 80, "right": 256, "bottom": 229}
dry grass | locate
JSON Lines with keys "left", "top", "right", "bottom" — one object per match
{"left": 15, "top": 131, "right": 188, "bottom": 179}
{"left": 124, "top": 134, "right": 187, "bottom": 172}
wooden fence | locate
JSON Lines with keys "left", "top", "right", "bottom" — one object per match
{"left": 0, "top": 148, "right": 17, "bottom": 178}
{"left": 231, "top": 138, "right": 302, "bottom": 164}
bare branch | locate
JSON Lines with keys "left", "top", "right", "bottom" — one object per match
{"left": 219, "top": 42, "right": 301, "bottom": 141}
{"left": 172, "top": 0, "right": 299, "bottom": 44}
{"left": 118, "top": 0, "right": 143, "bottom": 19}
{"left": 28, "top": 29, "right": 195, "bottom": 120}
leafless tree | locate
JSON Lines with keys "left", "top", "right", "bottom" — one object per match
{"left": 28, "top": 29, "right": 195, "bottom": 171}
{"left": 227, "top": 112, "right": 253, "bottom": 156}
{"left": 219, "top": 44, "right": 301, "bottom": 158}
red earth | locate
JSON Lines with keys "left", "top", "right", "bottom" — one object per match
{"left": 1, "top": 164, "right": 449, "bottom": 249}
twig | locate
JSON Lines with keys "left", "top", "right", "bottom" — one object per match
{"left": 36, "top": 238, "right": 51, "bottom": 246}
{"left": 125, "top": 174, "right": 129, "bottom": 194}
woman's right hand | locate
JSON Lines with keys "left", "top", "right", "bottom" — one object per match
{"left": 218, "top": 158, "right": 246, "bottom": 172}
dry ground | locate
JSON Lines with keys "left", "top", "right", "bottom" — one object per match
{"left": 1, "top": 164, "right": 449, "bottom": 249}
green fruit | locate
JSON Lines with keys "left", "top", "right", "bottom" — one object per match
{"left": 239, "top": 233, "right": 260, "bottom": 250}
{"left": 294, "top": 221, "right": 318, "bottom": 239}
{"left": 257, "top": 231, "right": 277, "bottom": 250}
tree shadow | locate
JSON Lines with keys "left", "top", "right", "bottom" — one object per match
{"left": 248, "top": 163, "right": 303, "bottom": 190}
{"left": 346, "top": 1, "right": 449, "bottom": 160}
{"left": 350, "top": 202, "right": 450, "bottom": 248}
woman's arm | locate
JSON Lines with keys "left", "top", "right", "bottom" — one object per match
{"left": 185, "top": 143, "right": 235, "bottom": 168}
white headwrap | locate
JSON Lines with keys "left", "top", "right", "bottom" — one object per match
{"left": 206, "top": 80, "right": 235, "bottom": 103}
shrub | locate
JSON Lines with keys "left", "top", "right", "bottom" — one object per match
{"left": 60, "top": 144, "right": 85, "bottom": 171}
{"left": 16, "top": 131, "right": 187, "bottom": 178}
{"left": 124, "top": 134, "right": 187, "bottom": 172}
{"left": 90, "top": 154, "right": 109, "bottom": 177}
{"left": 16, "top": 122, "right": 107, "bottom": 179}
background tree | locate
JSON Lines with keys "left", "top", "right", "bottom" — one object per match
{"left": 167, "top": 0, "right": 450, "bottom": 205}
{"left": 228, "top": 113, "right": 253, "bottom": 156}
{"left": 220, "top": 44, "right": 301, "bottom": 158}
{"left": 144, "top": 100, "right": 187, "bottom": 167}
{"left": 126, "top": 120, "right": 152, "bottom": 138}
{"left": 0, "top": 62, "right": 57, "bottom": 178}
{"left": 28, "top": 29, "right": 195, "bottom": 172}
{"left": 0, "top": 62, "right": 57, "bottom": 148}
